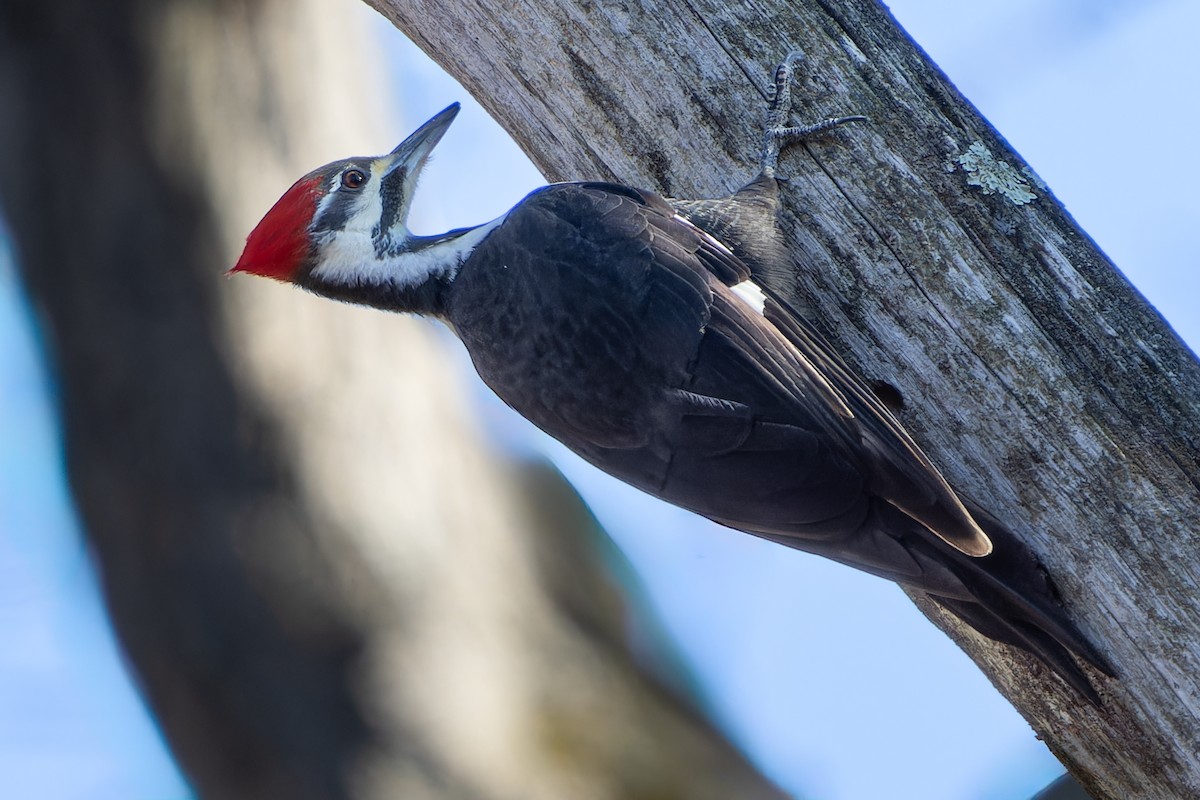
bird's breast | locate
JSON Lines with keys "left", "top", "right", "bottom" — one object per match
{"left": 447, "top": 236, "right": 699, "bottom": 452}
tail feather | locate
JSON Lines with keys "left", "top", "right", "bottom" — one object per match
{"left": 771, "top": 498, "right": 1114, "bottom": 701}
{"left": 959, "top": 501, "right": 1115, "bottom": 674}
{"left": 935, "top": 595, "right": 1103, "bottom": 705}
{"left": 917, "top": 500, "right": 1115, "bottom": 703}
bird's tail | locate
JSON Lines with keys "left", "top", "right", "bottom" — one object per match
{"left": 918, "top": 500, "right": 1115, "bottom": 704}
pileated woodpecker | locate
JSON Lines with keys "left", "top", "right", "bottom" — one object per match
{"left": 232, "top": 55, "right": 1112, "bottom": 701}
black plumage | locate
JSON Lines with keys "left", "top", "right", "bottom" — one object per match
{"left": 443, "top": 177, "right": 1112, "bottom": 701}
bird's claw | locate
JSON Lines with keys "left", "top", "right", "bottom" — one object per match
{"left": 760, "top": 50, "right": 867, "bottom": 174}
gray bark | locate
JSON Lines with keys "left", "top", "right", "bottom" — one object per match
{"left": 365, "top": 0, "right": 1200, "bottom": 797}
{"left": 0, "top": 1, "right": 788, "bottom": 798}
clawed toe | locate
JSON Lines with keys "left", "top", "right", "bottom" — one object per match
{"left": 760, "top": 50, "right": 867, "bottom": 174}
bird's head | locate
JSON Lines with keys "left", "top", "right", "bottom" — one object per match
{"left": 231, "top": 103, "right": 461, "bottom": 288}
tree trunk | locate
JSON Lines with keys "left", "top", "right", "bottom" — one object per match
{"left": 365, "top": 0, "right": 1200, "bottom": 797}
{"left": 0, "top": 1, "right": 787, "bottom": 798}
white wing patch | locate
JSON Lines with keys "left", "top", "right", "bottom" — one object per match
{"left": 671, "top": 210, "right": 766, "bottom": 317}
{"left": 731, "top": 279, "right": 767, "bottom": 316}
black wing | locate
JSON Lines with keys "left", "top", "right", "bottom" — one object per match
{"left": 672, "top": 182, "right": 992, "bottom": 557}
{"left": 672, "top": 177, "right": 1112, "bottom": 696}
{"left": 453, "top": 180, "right": 984, "bottom": 555}
{"left": 448, "top": 180, "right": 1111, "bottom": 700}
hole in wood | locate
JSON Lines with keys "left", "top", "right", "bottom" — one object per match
{"left": 870, "top": 380, "right": 905, "bottom": 414}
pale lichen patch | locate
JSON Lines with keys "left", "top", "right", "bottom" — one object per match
{"left": 955, "top": 141, "right": 1037, "bottom": 205}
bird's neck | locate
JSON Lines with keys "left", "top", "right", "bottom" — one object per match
{"left": 304, "top": 218, "right": 502, "bottom": 317}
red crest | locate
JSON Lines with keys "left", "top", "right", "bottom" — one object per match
{"left": 231, "top": 174, "right": 325, "bottom": 281}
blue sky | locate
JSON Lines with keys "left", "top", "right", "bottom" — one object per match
{"left": 1, "top": 1, "right": 1196, "bottom": 798}
{"left": 0, "top": 234, "right": 190, "bottom": 798}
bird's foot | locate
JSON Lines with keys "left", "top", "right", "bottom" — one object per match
{"left": 760, "top": 51, "right": 867, "bottom": 175}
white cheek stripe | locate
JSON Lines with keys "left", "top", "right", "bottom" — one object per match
{"left": 311, "top": 214, "right": 507, "bottom": 289}
{"left": 731, "top": 279, "right": 767, "bottom": 316}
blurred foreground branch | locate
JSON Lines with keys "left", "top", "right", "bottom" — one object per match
{"left": 0, "top": 1, "right": 786, "bottom": 798}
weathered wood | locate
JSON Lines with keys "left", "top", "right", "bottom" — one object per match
{"left": 365, "top": 0, "right": 1200, "bottom": 796}
{"left": 0, "top": 0, "right": 790, "bottom": 798}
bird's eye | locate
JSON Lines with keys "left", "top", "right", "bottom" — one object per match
{"left": 341, "top": 169, "right": 367, "bottom": 190}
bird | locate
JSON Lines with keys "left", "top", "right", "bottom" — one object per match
{"left": 231, "top": 53, "right": 1113, "bottom": 702}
